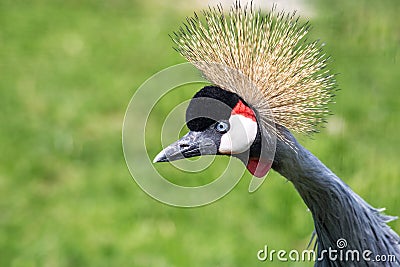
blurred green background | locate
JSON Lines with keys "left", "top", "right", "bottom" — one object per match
{"left": 1, "top": 0, "right": 399, "bottom": 266}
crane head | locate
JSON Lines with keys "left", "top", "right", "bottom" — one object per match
{"left": 153, "top": 85, "right": 272, "bottom": 178}
{"left": 152, "top": 3, "right": 337, "bottom": 179}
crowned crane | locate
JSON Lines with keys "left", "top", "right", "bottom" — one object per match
{"left": 153, "top": 2, "right": 400, "bottom": 266}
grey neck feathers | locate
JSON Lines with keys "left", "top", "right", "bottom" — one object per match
{"left": 272, "top": 127, "right": 400, "bottom": 266}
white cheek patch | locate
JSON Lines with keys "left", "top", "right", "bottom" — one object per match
{"left": 219, "top": 114, "right": 258, "bottom": 154}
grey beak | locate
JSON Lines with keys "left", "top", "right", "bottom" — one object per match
{"left": 153, "top": 131, "right": 218, "bottom": 163}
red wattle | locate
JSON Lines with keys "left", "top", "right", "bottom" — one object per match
{"left": 246, "top": 158, "right": 272, "bottom": 178}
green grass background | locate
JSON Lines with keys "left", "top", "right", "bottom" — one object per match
{"left": 0, "top": 0, "right": 399, "bottom": 266}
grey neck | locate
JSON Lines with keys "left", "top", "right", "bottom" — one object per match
{"left": 271, "top": 127, "right": 400, "bottom": 266}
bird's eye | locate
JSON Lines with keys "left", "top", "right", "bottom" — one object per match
{"left": 215, "top": 121, "right": 230, "bottom": 133}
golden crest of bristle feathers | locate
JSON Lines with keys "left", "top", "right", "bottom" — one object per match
{"left": 172, "top": 1, "right": 336, "bottom": 138}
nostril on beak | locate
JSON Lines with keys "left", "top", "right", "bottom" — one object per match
{"left": 179, "top": 143, "right": 190, "bottom": 149}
